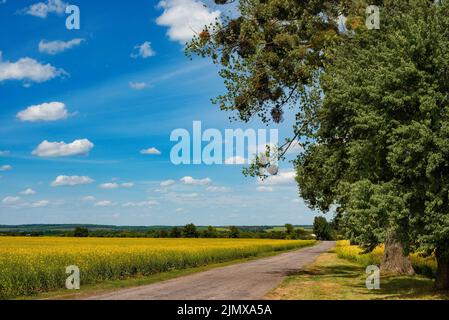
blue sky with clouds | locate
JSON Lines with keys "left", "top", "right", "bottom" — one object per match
{"left": 0, "top": 0, "right": 323, "bottom": 226}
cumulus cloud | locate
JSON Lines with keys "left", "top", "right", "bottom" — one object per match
{"left": 160, "top": 179, "right": 175, "bottom": 187}
{"left": 131, "top": 41, "right": 156, "bottom": 59}
{"left": 82, "top": 196, "right": 96, "bottom": 201}
{"left": 94, "top": 200, "right": 114, "bottom": 207}
{"left": 99, "top": 182, "right": 134, "bottom": 189}
{"left": 122, "top": 200, "right": 159, "bottom": 207}
{"left": 39, "top": 38, "right": 84, "bottom": 55}
{"left": 180, "top": 176, "right": 211, "bottom": 186}
{"left": 129, "top": 82, "right": 148, "bottom": 90}
{"left": 20, "top": 188, "right": 37, "bottom": 195}
{"left": 206, "top": 186, "right": 231, "bottom": 193}
{"left": 121, "top": 182, "right": 134, "bottom": 188}
{"left": 258, "top": 170, "right": 296, "bottom": 186}
{"left": 0, "top": 165, "right": 12, "bottom": 171}
{"left": 0, "top": 51, "right": 66, "bottom": 83}
{"left": 257, "top": 186, "right": 273, "bottom": 192}
{"left": 140, "top": 147, "right": 161, "bottom": 155}
{"left": 22, "top": 0, "right": 68, "bottom": 18}
{"left": 32, "top": 139, "right": 94, "bottom": 157}
{"left": 30, "top": 200, "right": 49, "bottom": 208}
{"left": 156, "top": 0, "right": 220, "bottom": 44}
{"left": 99, "top": 182, "right": 119, "bottom": 189}
{"left": 51, "top": 175, "right": 93, "bottom": 187}
{"left": 17, "top": 102, "right": 68, "bottom": 122}
{"left": 2, "top": 196, "right": 20, "bottom": 204}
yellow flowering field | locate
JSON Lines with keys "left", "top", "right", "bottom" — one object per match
{"left": 335, "top": 240, "right": 436, "bottom": 277}
{"left": 0, "top": 237, "right": 315, "bottom": 299}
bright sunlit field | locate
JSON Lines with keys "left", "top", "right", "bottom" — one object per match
{"left": 0, "top": 237, "right": 315, "bottom": 299}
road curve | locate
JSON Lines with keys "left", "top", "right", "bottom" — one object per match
{"left": 83, "top": 241, "right": 335, "bottom": 300}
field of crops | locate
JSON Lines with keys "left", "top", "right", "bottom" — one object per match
{"left": 0, "top": 237, "right": 315, "bottom": 299}
{"left": 335, "top": 240, "right": 437, "bottom": 277}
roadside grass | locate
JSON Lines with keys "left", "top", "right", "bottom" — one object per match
{"left": 24, "top": 246, "right": 307, "bottom": 300}
{"left": 266, "top": 252, "right": 449, "bottom": 300}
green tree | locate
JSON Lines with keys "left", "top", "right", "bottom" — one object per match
{"left": 228, "top": 226, "right": 240, "bottom": 238}
{"left": 182, "top": 223, "right": 198, "bottom": 238}
{"left": 170, "top": 227, "right": 182, "bottom": 238}
{"left": 296, "top": 0, "right": 449, "bottom": 287}
{"left": 285, "top": 223, "right": 294, "bottom": 235}
{"left": 202, "top": 226, "right": 218, "bottom": 238}
{"left": 73, "top": 227, "right": 89, "bottom": 237}
{"left": 313, "top": 217, "right": 333, "bottom": 241}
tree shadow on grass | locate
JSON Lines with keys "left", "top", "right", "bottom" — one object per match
{"left": 371, "top": 277, "right": 449, "bottom": 300}
{"left": 290, "top": 264, "right": 362, "bottom": 279}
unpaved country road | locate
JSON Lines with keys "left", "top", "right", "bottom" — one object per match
{"left": 83, "top": 241, "right": 335, "bottom": 300}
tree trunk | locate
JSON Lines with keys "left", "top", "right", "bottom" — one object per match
{"left": 380, "top": 234, "right": 415, "bottom": 275}
{"left": 435, "top": 250, "right": 449, "bottom": 290}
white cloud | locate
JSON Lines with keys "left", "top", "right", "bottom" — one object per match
{"left": 22, "top": 0, "right": 68, "bottom": 18}
{"left": 0, "top": 51, "right": 66, "bottom": 83}
{"left": 122, "top": 200, "right": 159, "bottom": 207}
{"left": 206, "top": 186, "right": 231, "bottom": 193}
{"left": 129, "top": 82, "right": 148, "bottom": 90}
{"left": 99, "top": 182, "right": 119, "bottom": 189}
{"left": 2, "top": 196, "right": 20, "bottom": 204}
{"left": 20, "top": 188, "right": 36, "bottom": 195}
{"left": 224, "top": 156, "right": 247, "bottom": 165}
{"left": 140, "top": 147, "right": 161, "bottom": 155}
{"left": 82, "top": 196, "right": 96, "bottom": 201}
{"left": 17, "top": 102, "right": 68, "bottom": 122}
{"left": 180, "top": 176, "right": 211, "bottom": 186}
{"left": 32, "top": 139, "right": 94, "bottom": 157}
{"left": 95, "top": 200, "right": 114, "bottom": 207}
{"left": 160, "top": 179, "right": 175, "bottom": 187}
{"left": 0, "top": 150, "right": 10, "bottom": 156}
{"left": 0, "top": 165, "right": 12, "bottom": 171}
{"left": 39, "top": 38, "right": 84, "bottom": 55}
{"left": 30, "top": 200, "right": 49, "bottom": 208}
{"left": 99, "top": 182, "right": 134, "bottom": 189}
{"left": 131, "top": 41, "right": 156, "bottom": 59}
{"left": 156, "top": 0, "right": 220, "bottom": 44}
{"left": 51, "top": 175, "right": 93, "bottom": 187}
{"left": 258, "top": 170, "right": 296, "bottom": 186}
{"left": 257, "top": 186, "right": 273, "bottom": 192}
{"left": 121, "top": 182, "right": 134, "bottom": 188}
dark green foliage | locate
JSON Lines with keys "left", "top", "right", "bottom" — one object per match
{"left": 170, "top": 227, "right": 182, "bottom": 238}
{"left": 73, "top": 227, "right": 89, "bottom": 237}
{"left": 228, "top": 226, "right": 240, "bottom": 238}
{"left": 313, "top": 217, "right": 334, "bottom": 241}
{"left": 182, "top": 223, "right": 199, "bottom": 238}
{"left": 202, "top": 226, "right": 219, "bottom": 238}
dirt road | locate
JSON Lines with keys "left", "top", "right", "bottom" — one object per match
{"left": 83, "top": 241, "right": 335, "bottom": 300}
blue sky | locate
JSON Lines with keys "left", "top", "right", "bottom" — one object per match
{"left": 0, "top": 0, "right": 323, "bottom": 226}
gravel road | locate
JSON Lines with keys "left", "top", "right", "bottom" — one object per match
{"left": 83, "top": 241, "right": 335, "bottom": 300}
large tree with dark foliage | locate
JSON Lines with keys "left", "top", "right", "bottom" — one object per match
{"left": 188, "top": 0, "right": 449, "bottom": 288}
{"left": 296, "top": 0, "right": 449, "bottom": 288}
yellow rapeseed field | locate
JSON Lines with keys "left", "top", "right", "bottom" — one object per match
{"left": 0, "top": 237, "right": 315, "bottom": 299}
{"left": 335, "top": 240, "right": 436, "bottom": 277}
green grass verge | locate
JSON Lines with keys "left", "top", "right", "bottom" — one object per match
{"left": 267, "top": 252, "right": 449, "bottom": 300}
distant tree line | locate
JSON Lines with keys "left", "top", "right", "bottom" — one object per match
{"left": 0, "top": 223, "right": 316, "bottom": 240}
